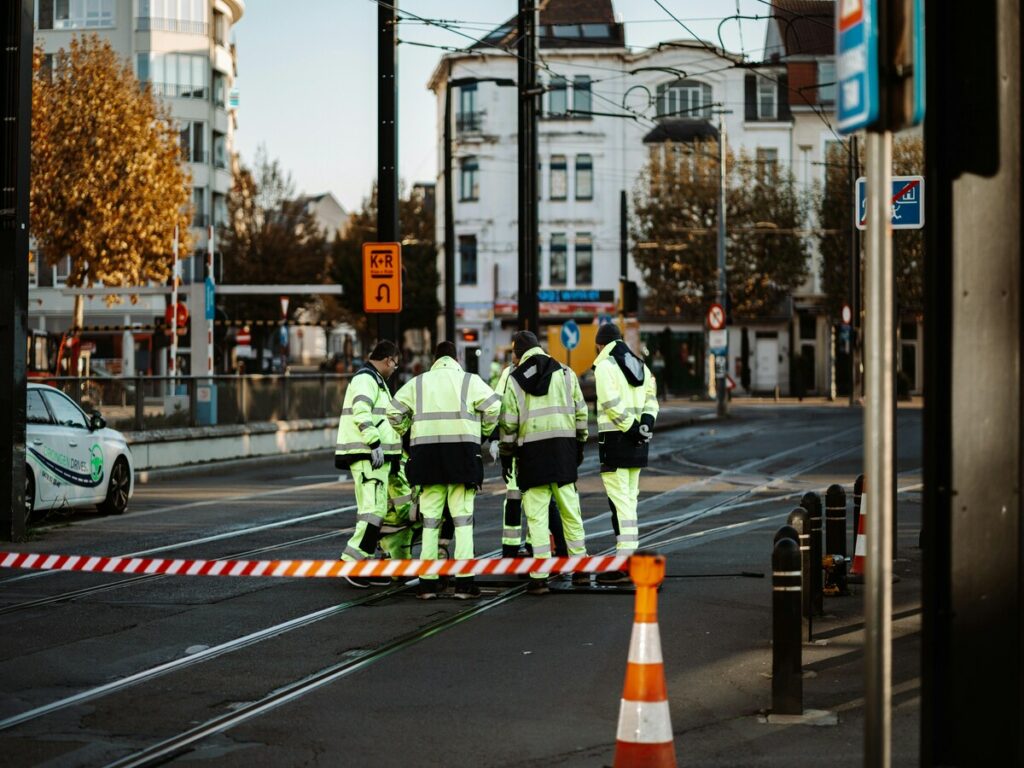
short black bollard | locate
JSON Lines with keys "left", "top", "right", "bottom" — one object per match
{"left": 786, "top": 507, "right": 812, "bottom": 629}
{"left": 774, "top": 524, "right": 799, "bottom": 548}
{"left": 800, "top": 492, "right": 824, "bottom": 615}
{"left": 852, "top": 474, "right": 864, "bottom": 557}
{"left": 824, "top": 483, "right": 847, "bottom": 558}
{"left": 772, "top": 535, "right": 803, "bottom": 716}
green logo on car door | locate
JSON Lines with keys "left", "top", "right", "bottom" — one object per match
{"left": 90, "top": 445, "right": 104, "bottom": 484}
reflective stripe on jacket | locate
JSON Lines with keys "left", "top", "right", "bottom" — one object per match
{"left": 335, "top": 366, "right": 402, "bottom": 467}
{"left": 499, "top": 347, "right": 588, "bottom": 490}
{"left": 387, "top": 356, "right": 500, "bottom": 485}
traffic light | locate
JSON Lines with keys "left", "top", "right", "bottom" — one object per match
{"left": 619, "top": 279, "right": 639, "bottom": 315}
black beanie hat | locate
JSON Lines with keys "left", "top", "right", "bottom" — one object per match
{"left": 595, "top": 323, "right": 622, "bottom": 345}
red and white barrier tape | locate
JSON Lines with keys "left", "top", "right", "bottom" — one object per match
{"left": 0, "top": 551, "right": 629, "bottom": 580}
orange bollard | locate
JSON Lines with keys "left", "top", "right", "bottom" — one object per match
{"left": 613, "top": 552, "right": 677, "bottom": 768}
{"left": 850, "top": 480, "right": 867, "bottom": 577}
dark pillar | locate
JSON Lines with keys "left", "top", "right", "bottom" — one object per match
{"left": 443, "top": 66, "right": 455, "bottom": 342}
{"left": 377, "top": 1, "right": 399, "bottom": 344}
{"left": 922, "top": 0, "right": 1022, "bottom": 763}
{"left": 0, "top": 0, "right": 32, "bottom": 541}
{"left": 516, "top": 0, "right": 538, "bottom": 334}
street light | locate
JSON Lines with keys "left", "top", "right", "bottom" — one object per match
{"left": 443, "top": 72, "right": 516, "bottom": 342}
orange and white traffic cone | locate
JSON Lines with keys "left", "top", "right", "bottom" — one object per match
{"left": 850, "top": 487, "right": 867, "bottom": 578}
{"left": 613, "top": 553, "right": 677, "bottom": 768}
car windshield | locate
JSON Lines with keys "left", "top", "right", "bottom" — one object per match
{"left": 43, "top": 391, "right": 88, "bottom": 429}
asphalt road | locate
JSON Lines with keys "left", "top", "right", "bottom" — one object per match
{"left": 0, "top": 404, "right": 923, "bottom": 767}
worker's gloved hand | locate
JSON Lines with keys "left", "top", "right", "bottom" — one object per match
{"left": 576, "top": 441, "right": 585, "bottom": 466}
{"left": 638, "top": 423, "right": 653, "bottom": 443}
{"left": 370, "top": 445, "right": 385, "bottom": 469}
{"left": 625, "top": 421, "right": 644, "bottom": 446}
{"left": 488, "top": 440, "right": 500, "bottom": 463}
{"left": 500, "top": 455, "right": 514, "bottom": 484}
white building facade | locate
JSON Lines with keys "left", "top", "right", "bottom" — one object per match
{"left": 30, "top": 0, "right": 244, "bottom": 376}
{"left": 429, "top": 0, "right": 838, "bottom": 394}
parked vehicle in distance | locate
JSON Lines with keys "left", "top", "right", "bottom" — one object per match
{"left": 25, "top": 383, "right": 134, "bottom": 520}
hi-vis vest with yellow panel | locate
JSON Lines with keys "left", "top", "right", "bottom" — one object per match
{"left": 335, "top": 365, "right": 402, "bottom": 469}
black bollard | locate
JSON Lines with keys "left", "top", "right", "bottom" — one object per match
{"left": 825, "top": 484, "right": 847, "bottom": 558}
{"left": 774, "top": 524, "right": 799, "bottom": 547}
{"left": 786, "top": 507, "right": 812, "bottom": 630}
{"left": 852, "top": 474, "right": 864, "bottom": 557}
{"left": 800, "top": 491, "right": 824, "bottom": 615}
{"left": 772, "top": 535, "right": 803, "bottom": 716}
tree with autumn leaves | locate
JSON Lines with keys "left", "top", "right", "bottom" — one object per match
{"left": 31, "top": 36, "right": 192, "bottom": 329}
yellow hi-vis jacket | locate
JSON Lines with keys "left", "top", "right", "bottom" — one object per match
{"left": 334, "top": 364, "right": 402, "bottom": 469}
{"left": 499, "top": 347, "right": 588, "bottom": 490}
{"left": 387, "top": 356, "right": 500, "bottom": 486}
{"left": 594, "top": 339, "right": 659, "bottom": 469}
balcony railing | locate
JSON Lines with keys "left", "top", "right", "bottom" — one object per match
{"left": 456, "top": 111, "right": 485, "bottom": 133}
{"left": 136, "top": 17, "right": 209, "bottom": 35}
{"left": 149, "top": 82, "right": 209, "bottom": 100}
{"left": 181, "top": 149, "right": 210, "bottom": 164}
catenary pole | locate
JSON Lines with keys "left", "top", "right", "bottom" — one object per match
{"left": 517, "top": 0, "right": 538, "bottom": 333}
{"left": 443, "top": 63, "right": 455, "bottom": 341}
{"left": 377, "top": 0, "right": 399, "bottom": 344}
{"left": 849, "top": 134, "right": 860, "bottom": 406}
{"left": 716, "top": 111, "right": 728, "bottom": 417}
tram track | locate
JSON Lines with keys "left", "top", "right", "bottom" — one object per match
{"left": 0, "top": 423, "right": 867, "bottom": 741}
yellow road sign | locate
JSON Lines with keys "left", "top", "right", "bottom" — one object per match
{"left": 362, "top": 242, "right": 402, "bottom": 313}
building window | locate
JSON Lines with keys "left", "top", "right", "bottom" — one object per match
{"left": 213, "top": 9, "right": 229, "bottom": 45}
{"left": 213, "top": 193, "right": 227, "bottom": 229}
{"left": 458, "top": 235, "right": 477, "bottom": 285}
{"left": 54, "top": 255, "right": 72, "bottom": 285}
{"left": 550, "top": 155, "right": 567, "bottom": 200}
{"left": 550, "top": 233, "right": 567, "bottom": 286}
{"left": 137, "top": 52, "right": 209, "bottom": 99}
{"left": 757, "top": 77, "right": 777, "bottom": 119}
{"left": 213, "top": 131, "right": 227, "bottom": 169}
{"left": 575, "top": 154, "right": 593, "bottom": 200}
{"left": 28, "top": 251, "right": 38, "bottom": 288}
{"left": 457, "top": 83, "right": 481, "bottom": 132}
{"left": 459, "top": 156, "right": 479, "bottom": 201}
{"left": 213, "top": 72, "right": 227, "bottom": 108}
{"left": 136, "top": 0, "right": 209, "bottom": 34}
{"left": 656, "top": 79, "right": 713, "bottom": 119}
{"left": 818, "top": 59, "right": 837, "bottom": 104}
{"left": 573, "top": 75, "right": 592, "bottom": 114}
{"left": 192, "top": 187, "right": 207, "bottom": 227}
{"left": 575, "top": 233, "right": 593, "bottom": 285}
{"left": 548, "top": 76, "right": 568, "bottom": 116}
{"left": 756, "top": 148, "right": 778, "bottom": 182}
{"left": 38, "top": 0, "right": 115, "bottom": 30}
{"left": 179, "top": 121, "right": 206, "bottom": 163}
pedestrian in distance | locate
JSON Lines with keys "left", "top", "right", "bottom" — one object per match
{"left": 499, "top": 331, "right": 590, "bottom": 595}
{"left": 334, "top": 340, "right": 403, "bottom": 587}
{"left": 388, "top": 341, "right": 501, "bottom": 600}
{"left": 593, "top": 323, "right": 659, "bottom": 583}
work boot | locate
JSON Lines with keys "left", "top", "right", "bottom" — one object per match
{"left": 571, "top": 572, "right": 591, "bottom": 586}
{"left": 416, "top": 580, "right": 440, "bottom": 600}
{"left": 344, "top": 575, "right": 375, "bottom": 588}
{"left": 453, "top": 579, "right": 482, "bottom": 600}
{"left": 596, "top": 570, "right": 631, "bottom": 585}
{"left": 526, "top": 578, "right": 550, "bottom": 595}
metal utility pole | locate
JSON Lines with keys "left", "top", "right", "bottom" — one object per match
{"left": 443, "top": 63, "right": 456, "bottom": 342}
{"left": 922, "top": 0, "right": 1022, "bottom": 764}
{"left": 377, "top": 0, "right": 399, "bottom": 344}
{"left": 715, "top": 111, "right": 728, "bottom": 418}
{"left": 848, "top": 135, "right": 860, "bottom": 406}
{"left": 170, "top": 225, "right": 179, "bottom": 379}
{"left": 0, "top": 0, "right": 32, "bottom": 542}
{"left": 517, "top": 0, "right": 539, "bottom": 334}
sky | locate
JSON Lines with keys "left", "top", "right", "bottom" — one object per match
{"left": 232, "top": 1, "right": 771, "bottom": 213}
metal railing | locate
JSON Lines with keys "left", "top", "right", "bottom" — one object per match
{"left": 37, "top": 374, "right": 353, "bottom": 432}
{"left": 136, "top": 18, "right": 210, "bottom": 35}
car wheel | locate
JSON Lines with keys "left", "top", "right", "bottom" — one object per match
{"left": 98, "top": 457, "right": 131, "bottom": 515}
{"left": 24, "top": 469, "right": 35, "bottom": 524}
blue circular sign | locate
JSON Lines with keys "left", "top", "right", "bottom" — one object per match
{"left": 560, "top": 320, "right": 580, "bottom": 351}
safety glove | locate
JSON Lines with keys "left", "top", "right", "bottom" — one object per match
{"left": 639, "top": 414, "right": 655, "bottom": 443}
{"left": 625, "top": 421, "right": 644, "bottom": 446}
{"left": 576, "top": 441, "right": 585, "bottom": 466}
{"left": 500, "top": 454, "right": 514, "bottom": 484}
{"left": 370, "top": 445, "right": 385, "bottom": 469}
{"left": 488, "top": 440, "right": 500, "bottom": 463}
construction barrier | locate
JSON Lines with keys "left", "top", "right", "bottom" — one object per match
{"left": 850, "top": 487, "right": 867, "bottom": 580}
{"left": 613, "top": 552, "right": 677, "bottom": 768}
{"left": 0, "top": 551, "right": 628, "bottom": 579}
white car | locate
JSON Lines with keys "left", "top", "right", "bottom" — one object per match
{"left": 25, "top": 383, "right": 134, "bottom": 518}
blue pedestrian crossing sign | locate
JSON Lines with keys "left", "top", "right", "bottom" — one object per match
{"left": 560, "top": 319, "right": 580, "bottom": 351}
{"left": 836, "top": 0, "right": 879, "bottom": 133}
{"left": 855, "top": 175, "right": 925, "bottom": 230}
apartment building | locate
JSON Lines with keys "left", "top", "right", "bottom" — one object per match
{"left": 30, "top": 0, "right": 244, "bottom": 375}
{"left": 429, "top": 0, "right": 839, "bottom": 394}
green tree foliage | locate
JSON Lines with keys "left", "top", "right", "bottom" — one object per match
{"left": 220, "top": 146, "right": 331, "bottom": 324}
{"left": 816, "top": 135, "right": 924, "bottom": 319}
{"left": 31, "top": 36, "right": 192, "bottom": 328}
{"left": 631, "top": 141, "right": 809, "bottom": 322}
{"left": 329, "top": 183, "right": 440, "bottom": 348}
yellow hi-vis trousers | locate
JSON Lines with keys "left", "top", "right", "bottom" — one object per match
{"left": 419, "top": 484, "right": 475, "bottom": 581}
{"left": 341, "top": 460, "right": 389, "bottom": 561}
{"left": 600, "top": 467, "right": 641, "bottom": 553}
{"left": 522, "top": 482, "right": 587, "bottom": 579}
{"left": 379, "top": 468, "right": 419, "bottom": 560}
{"left": 501, "top": 459, "right": 524, "bottom": 557}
